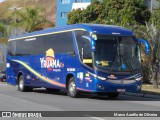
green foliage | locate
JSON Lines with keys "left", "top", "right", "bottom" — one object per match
{"left": 150, "top": 8, "right": 160, "bottom": 29}
{"left": 0, "top": 22, "right": 8, "bottom": 43}
{"left": 68, "top": 0, "right": 149, "bottom": 27}
{"left": 0, "top": 22, "right": 7, "bottom": 37}
{"left": 68, "top": 0, "right": 105, "bottom": 24}
{"left": 132, "top": 23, "right": 160, "bottom": 84}
{"left": 147, "top": 3, "right": 160, "bottom": 87}
{"left": 12, "top": 6, "right": 54, "bottom": 32}
{"left": 68, "top": 9, "right": 83, "bottom": 24}
{"left": 145, "top": 24, "right": 160, "bottom": 61}
{"left": 0, "top": 0, "right": 56, "bottom": 24}
{"left": 145, "top": 23, "right": 160, "bottom": 88}
{"left": 131, "top": 23, "right": 160, "bottom": 86}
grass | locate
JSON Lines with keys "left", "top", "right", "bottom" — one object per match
{"left": 142, "top": 84, "right": 160, "bottom": 96}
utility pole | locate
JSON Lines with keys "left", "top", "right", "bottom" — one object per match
{"left": 8, "top": 7, "right": 23, "bottom": 36}
{"left": 151, "top": 0, "right": 153, "bottom": 12}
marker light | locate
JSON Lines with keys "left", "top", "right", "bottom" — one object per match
{"left": 88, "top": 72, "right": 106, "bottom": 81}
{"left": 135, "top": 77, "right": 143, "bottom": 81}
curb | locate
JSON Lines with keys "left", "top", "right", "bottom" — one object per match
{"left": 121, "top": 92, "right": 160, "bottom": 99}
{"left": 0, "top": 82, "right": 7, "bottom": 84}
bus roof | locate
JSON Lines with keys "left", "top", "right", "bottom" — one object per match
{"left": 9, "top": 24, "right": 134, "bottom": 40}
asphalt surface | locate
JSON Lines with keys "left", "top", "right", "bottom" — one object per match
{"left": 0, "top": 83, "right": 160, "bottom": 120}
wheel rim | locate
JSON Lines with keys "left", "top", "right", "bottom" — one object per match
{"left": 69, "top": 81, "right": 76, "bottom": 96}
{"left": 19, "top": 77, "right": 24, "bottom": 90}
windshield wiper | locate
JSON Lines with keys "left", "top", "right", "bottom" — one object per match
{"left": 109, "top": 55, "right": 120, "bottom": 72}
{"left": 121, "top": 55, "right": 134, "bottom": 74}
{"left": 109, "top": 54, "right": 134, "bottom": 74}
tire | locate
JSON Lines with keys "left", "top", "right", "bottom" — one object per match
{"left": 67, "top": 77, "right": 79, "bottom": 98}
{"left": 18, "top": 75, "right": 31, "bottom": 92}
{"left": 107, "top": 92, "right": 119, "bottom": 99}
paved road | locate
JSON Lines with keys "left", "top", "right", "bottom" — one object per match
{"left": 0, "top": 83, "right": 160, "bottom": 120}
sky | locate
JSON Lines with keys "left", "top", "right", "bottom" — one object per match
{"left": 0, "top": 0, "right": 5, "bottom": 2}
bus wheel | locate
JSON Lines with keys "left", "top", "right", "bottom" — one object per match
{"left": 107, "top": 92, "right": 119, "bottom": 99}
{"left": 18, "top": 75, "right": 28, "bottom": 92}
{"left": 68, "top": 77, "right": 79, "bottom": 98}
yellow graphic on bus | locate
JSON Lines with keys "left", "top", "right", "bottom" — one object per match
{"left": 46, "top": 48, "right": 55, "bottom": 58}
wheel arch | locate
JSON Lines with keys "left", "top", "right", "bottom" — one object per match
{"left": 66, "top": 73, "right": 74, "bottom": 89}
{"left": 17, "top": 72, "right": 23, "bottom": 84}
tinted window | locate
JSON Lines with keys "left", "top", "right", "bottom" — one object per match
{"left": 83, "top": 38, "right": 92, "bottom": 59}
{"left": 47, "top": 32, "right": 74, "bottom": 54}
{"left": 7, "top": 41, "right": 16, "bottom": 56}
{"left": 75, "top": 30, "right": 92, "bottom": 68}
{"left": 74, "top": 30, "right": 89, "bottom": 56}
{"left": 8, "top": 31, "right": 74, "bottom": 56}
{"left": 15, "top": 37, "right": 47, "bottom": 55}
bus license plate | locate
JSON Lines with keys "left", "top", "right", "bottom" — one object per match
{"left": 117, "top": 89, "right": 125, "bottom": 92}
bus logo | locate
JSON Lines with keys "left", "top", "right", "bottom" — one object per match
{"left": 121, "top": 80, "right": 124, "bottom": 84}
{"left": 40, "top": 48, "right": 64, "bottom": 71}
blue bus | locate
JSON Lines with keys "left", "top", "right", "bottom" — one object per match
{"left": 6, "top": 24, "right": 149, "bottom": 98}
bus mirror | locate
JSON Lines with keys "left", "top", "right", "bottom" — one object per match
{"left": 82, "top": 36, "right": 95, "bottom": 51}
{"left": 138, "top": 38, "right": 149, "bottom": 55}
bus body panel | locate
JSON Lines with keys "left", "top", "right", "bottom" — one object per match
{"left": 6, "top": 56, "right": 142, "bottom": 93}
{"left": 6, "top": 65, "right": 16, "bottom": 85}
{"left": 7, "top": 54, "right": 80, "bottom": 88}
{"left": 6, "top": 24, "right": 143, "bottom": 93}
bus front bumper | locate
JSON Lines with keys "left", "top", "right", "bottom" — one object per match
{"left": 95, "top": 80, "right": 142, "bottom": 93}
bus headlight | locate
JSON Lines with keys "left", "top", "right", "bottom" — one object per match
{"left": 135, "top": 77, "right": 143, "bottom": 81}
{"left": 88, "top": 72, "right": 106, "bottom": 80}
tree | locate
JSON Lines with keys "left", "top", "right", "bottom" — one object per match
{"left": 68, "top": 0, "right": 105, "bottom": 24}
{"left": 0, "top": 22, "right": 8, "bottom": 43}
{"left": 146, "top": 24, "right": 160, "bottom": 88}
{"left": 150, "top": 7, "right": 160, "bottom": 29}
{"left": 68, "top": 0, "right": 149, "bottom": 27}
{"left": 0, "top": 22, "right": 7, "bottom": 37}
{"left": 12, "top": 7, "right": 54, "bottom": 33}
{"left": 147, "top": 6, "right": 160, "bottom": 88}
{"left": 68, "top": 9, "right": 84, "bottom": 24}
{"left": 130, "top": 12, "right": 160, "bottom": 88}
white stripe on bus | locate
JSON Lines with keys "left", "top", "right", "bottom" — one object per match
{"left": 8, "top": 28, "right": 86, "bottom": 41}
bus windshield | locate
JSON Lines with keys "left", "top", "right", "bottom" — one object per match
{"left": 94, "top": 35, "right": 141, "bottom": 72}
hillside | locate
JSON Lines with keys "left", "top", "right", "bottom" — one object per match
{"left": 0, "top": 0, "right": 56, "bottom": 23}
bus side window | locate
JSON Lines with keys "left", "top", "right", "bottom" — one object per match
{"left": 74, "top": 30, "right": 92, "bottom": 68}
{"left": 8, "top": 41, "right": 16, "bottom": 56}
{"left": 83, "top": 39, "right": 92, "bottom": 59}
{"left": 7, "top": 42, "right": 13, "bottom": 56}
{"left": 47, "top": 32, "right": 75, "bottom": 55}
{"left": 74, "top": 30, "right": 89, "bottom": 59}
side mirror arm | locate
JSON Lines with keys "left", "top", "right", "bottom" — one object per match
{"left": 82, "top": 35, "right": 95, "bottom": 51}
{"left": 138, "top": 39, "right": 150, "bottom": 55}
